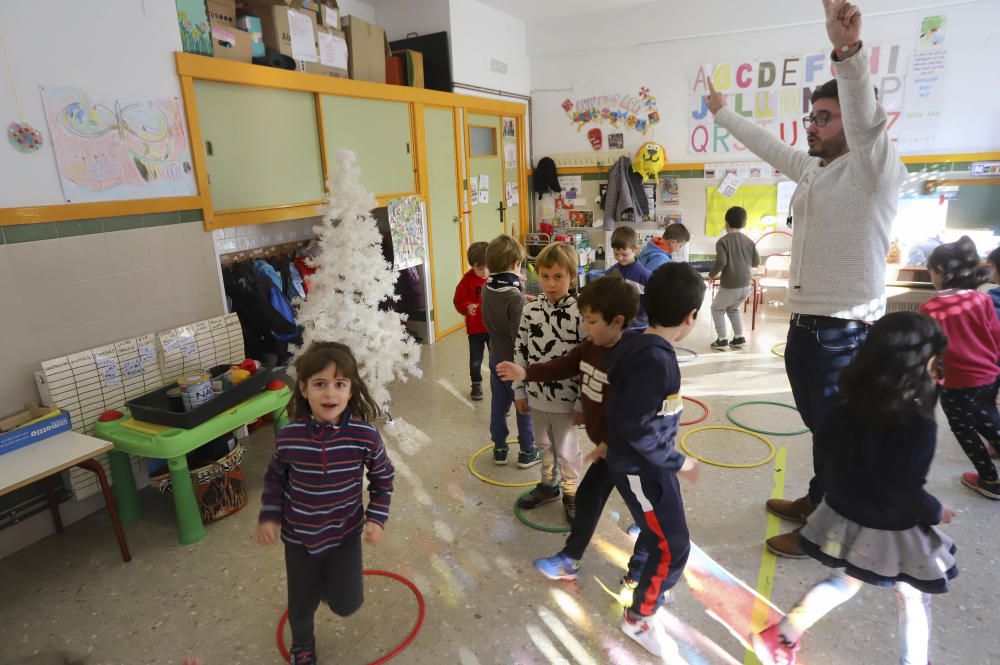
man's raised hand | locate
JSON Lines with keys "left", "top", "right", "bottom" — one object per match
{"left": 705, "top": 78, "right": 726, "bottom": 115}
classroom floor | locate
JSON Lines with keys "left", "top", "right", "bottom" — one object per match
{"left": 1, "top": 300, "right": 997, "bottom": 665}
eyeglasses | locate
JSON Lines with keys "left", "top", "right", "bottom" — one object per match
{"left": 802, "top": 111, "right": 841, "bottom": 128}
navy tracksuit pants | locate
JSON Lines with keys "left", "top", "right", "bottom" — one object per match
{"left": 612, "top": 465, "right": 690, "bottom": 616}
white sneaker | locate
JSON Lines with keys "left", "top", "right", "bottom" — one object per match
{"left": 620, "top": 610, "right": 673, "bottom": 657}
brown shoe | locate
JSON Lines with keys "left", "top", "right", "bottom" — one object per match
{"left": 765, "top": 495, "right": 814, "bottom": 523}
{"left": 766, "top": 528, "right": 808, "bottom": 559}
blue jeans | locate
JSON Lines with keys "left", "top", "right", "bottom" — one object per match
{"left": 489, "top": 358, "right": 534, "bottom": 451}
{"left": 468, "top": 333, "right": 489, "bottom": 383}
{"left": 784, "top": 315, "right": 868, "bottom": 504}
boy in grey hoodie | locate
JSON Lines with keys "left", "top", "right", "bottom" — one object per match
{"left": 513, "top": 243, "right": 584, "bottom": 523}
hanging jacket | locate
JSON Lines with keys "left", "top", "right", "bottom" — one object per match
{"left": 603, "top": 156, "right": 648, "bottom": 221}
{"left": 534, "top": 157, "right": 562, "bottom": 200}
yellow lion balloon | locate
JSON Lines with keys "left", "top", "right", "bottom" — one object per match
{"left": 632, "top": 142, "right": 667, "bottom": 182}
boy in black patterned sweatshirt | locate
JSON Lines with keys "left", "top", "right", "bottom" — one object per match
{"left": 512, "top": 242, "right": 584, "bottom": 522}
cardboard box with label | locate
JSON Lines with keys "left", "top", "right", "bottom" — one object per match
{"left": 0, "top": 404, "right": 72, "bottom": 456}
{"left": 206, "top": 0, "right": 237, "bottom": 25}
{"left": 341, "top": 15, "right": 390, "bottom": 83}
{"left": 210, "top": 20, "right": 253, "bottom": 62}
{"left": 236, "top": 14, "right": 266, "bottom": 58}
{"left": 244, "top": 1, "right": 319, "bottom": 63}
{"left": 304, "top": 25, "right": 348, "bottom": 77}
{"left": 316, "top": 0, "right": 339, "bottom": 27}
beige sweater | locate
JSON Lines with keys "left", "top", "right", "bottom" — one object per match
{"left": 714, "top": 48, "right": 907, "bottom": 321}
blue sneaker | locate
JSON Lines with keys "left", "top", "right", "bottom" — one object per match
{"left": 626, "top": 523, "right": 641, "bottom": 538}
{"left": 534, "top": 552, "right": 581, "bottom": 580}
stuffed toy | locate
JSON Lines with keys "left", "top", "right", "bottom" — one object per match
{"left": 632, "top": 141, "right": 667, "bottom": 182}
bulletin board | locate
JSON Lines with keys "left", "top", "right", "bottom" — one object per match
{"left": 705, "top": 185, "right": 777, "bottom": 236}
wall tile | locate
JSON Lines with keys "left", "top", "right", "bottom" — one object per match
{"left": 3, "top": 223, "right": 57, "bottom": 244}
{"left": 101, "top": 215, "right": 144, "bottom": 233}
{"left": 0, "top": 248, "right": 14, "bottom": 295}
{"left": 177, "top": 209, "right": 204, "bottom": 224}
{"left": 7, "top": 241, "right": 62, "bottom": 291}
{"left": 0, "top": 291, "right": 27, "bottom": 344}
{"left": 55, "top": 219, "right": 103, "bottom": 238}
{"left": 103, "top": 228, "right": 152, "bottom": 275}
{"left": 69, "top": 233, "right": 111, "bottom": 282}
{"left": 142, "top": 211, "right": 179, "bottom": 227}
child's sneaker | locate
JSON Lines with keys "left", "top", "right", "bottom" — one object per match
{"left": 534, "top": 552, "right": 581, "bottom": 580}
{"left": 493, "top": 445, "right": 509, "bottom": 465}
{"left": 290, "top": 640, "right": 318, "bottom": 665}
{"left": 517, "top": 448, "right": 542, "bottom": 468}
{"left": 620, "top": 609, "right": 675, "bottom": 657}
{"left": 710, "top": 338, "right": 729, "bottom": 351}
{"left": 961, "top": 471, "right": 1000, "bottom": 499}
{"left": 471, "top": 382, "right": 483, "bottom": 401}
{"left": 563, "top": 493, "right": 576, "bottom": 524}
{"left": 626, "top": 522, "right": 641, "bottom": 538}
{"left": 730, "top": 336, "right": 747, "bottom": 348}
{"left": 751, "top": 624, "right": 799, "bottom": 665}
{"left": 518, "top": 482, "right": 560, "bottom": 509}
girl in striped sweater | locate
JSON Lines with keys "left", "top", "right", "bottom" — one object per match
{"left": 256, "top": 342, "right": 395, "bottom": 665}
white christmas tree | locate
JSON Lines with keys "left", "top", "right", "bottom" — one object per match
{"left": 295, "top": 149, "right": 422, "bottom": 410}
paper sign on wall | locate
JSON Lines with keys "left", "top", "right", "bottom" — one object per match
{"left": 318, "top": 31, "right": 348, "bottom": 69}
{"left": 719, "top": 172, "right": 743, "bottom": 198}
{"left": 478, "top": 175, "right": 489, "bottom": 203}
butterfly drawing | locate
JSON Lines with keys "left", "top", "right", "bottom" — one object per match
{"left": 58, "top": 99, "right": 170, "bottom": 143}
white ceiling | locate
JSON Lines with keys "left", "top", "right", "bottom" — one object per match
{"left": 460, "top": 0, "right": 657, "bottom": 23}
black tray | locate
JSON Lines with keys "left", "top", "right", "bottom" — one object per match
{"left": 126, "top": 365, "right": 278, "bottom": 429}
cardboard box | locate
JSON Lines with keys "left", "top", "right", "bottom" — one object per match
{"left": 396, "top": 48, "right": 424, "bottom": 87}
{"left": 210, "top": 20, "right": 254, "bottom": 62}
{"left": 175, "top": 0, "right": 213, "bottom": 56}
{"left": 236, "top": 14, "right": 266, "bottom": 57}
{"left": 316, "top": 0, "right": 339, "bottom": 26}
{"left": 0, "top": 406, "right": 72, "bottom": 456}
{"left": 251, "top": 3, "right": 319, "bottom": 62}
{"left": 298, "top": 60, "right": 348, "bottom": 78}
{"left": 206, "top": 0, "right": 237, "bottom": 25}
{"left": 341, "top": 15, "right": 389, "bottom": 83}
{"left": 313, "top": 26, "right": 349, "bottom": 76}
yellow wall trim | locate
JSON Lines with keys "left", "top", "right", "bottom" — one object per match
{"left": 0, "top": 196, "right": 204, "bottom": 226}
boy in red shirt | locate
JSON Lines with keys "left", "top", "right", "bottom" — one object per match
{"left": 454, "top": 242, "right": 490, "bottom": 400}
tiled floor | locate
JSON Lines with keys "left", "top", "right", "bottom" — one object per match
{"left": 0, "top": 302, "right": 997, "bottom": 664}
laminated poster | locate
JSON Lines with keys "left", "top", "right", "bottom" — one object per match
{"left": 388, "top": 196, "right": 426, "bottom": 270}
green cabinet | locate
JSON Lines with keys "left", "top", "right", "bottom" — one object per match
{"left": 194, "top": 81, "right": 324, "bottom": 212}
{"left": 321, "top": 96, "right": 415, "bottom": 196}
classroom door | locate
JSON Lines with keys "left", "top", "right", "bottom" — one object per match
{"left": 423, "top": 107, "right": 465, "bottom": 337}
{"left": 464, "top": 113, "right": 508, "bottom": 243}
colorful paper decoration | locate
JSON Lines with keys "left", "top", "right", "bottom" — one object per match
{"left": 7, "top": 122, "right": 43, "bottom": 153}
{"left": 587, "top": 127, "right": 603, "bottom": 150}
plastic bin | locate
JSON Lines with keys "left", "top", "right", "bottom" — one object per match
{"left": 150, "top": 442, "right": 248, "bottom": 524}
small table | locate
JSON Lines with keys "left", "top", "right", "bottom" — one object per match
{"left": 0, "top": 431, "right": 131, "bottom": 562}
{"left": 94, "top": 383, "right": 291, "bottom": 545}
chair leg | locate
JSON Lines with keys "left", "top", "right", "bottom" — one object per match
{"left": 42, "top": 475, "right": 63, "bottom": 533}
{"left": 75, "top": 459, "right": 132, "bottom": 563}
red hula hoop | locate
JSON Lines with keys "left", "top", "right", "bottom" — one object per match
{"left": 277, "top": 569, "right": 426, "bottom": 665}
{"left": 681, "top": 396, "right": 710, "bottom": 426}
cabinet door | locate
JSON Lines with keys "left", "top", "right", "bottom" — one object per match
{"left": 321, "top": 96, "right": 415, "bottom": 197}
{"left": 194, "top": 81, "right": 324, "bottom": 212}
{"left": 424, "top": 107, "right": 464, "bottom": 336}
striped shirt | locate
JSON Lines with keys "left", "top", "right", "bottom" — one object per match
{"left": 258, "top": 411, "right": 394, "bottom": 555}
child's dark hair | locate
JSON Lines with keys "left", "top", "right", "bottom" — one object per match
{"left": 291, "top": 342, "right": 381, "bottom": 422}
{"left": 662, "top": 223, "right": 690, "bottom": 243}
{"left": 987, "top": 246, "right": 1000, "bottom": 273}
{"left": 725, "top": 206, "right": 747, "bottom": 229}
{"left": 927, "top": 236, "right": 989, "bottom": 289}
{"left": 838, "top": 311, "right": 946, "bottom": 423}
{"left": 467, "top": 241, "right": 488, "bottom": 267}
{"left": 645, "top": 262, "right": 705, "bottom": 327}
{"left": 610, "top": 226, "right": 639, "bottom": 250}
{"left": 577, "top": 273, "right": 639, "bottom": 326}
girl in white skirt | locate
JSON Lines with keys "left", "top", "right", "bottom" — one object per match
{"left": 752, "top": 311, "right": 958, "bottom": 665}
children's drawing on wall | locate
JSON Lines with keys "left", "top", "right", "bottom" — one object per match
{"left": 557, "top": 175, "right": 581, "bottom": 200}
{"left": 478, "top": 174, "right": 489, "bottom": 203}
{"left": 504, "top": 182, "right": 519, "bottom": 208}
{"left": 502, "top": 117, "right": 516, "bottom": 139}
{"left": 387, "top": 195, "right": 426, "bottom": 270}
{"left": 469, "top": 177, "right": 479, "bottom": 204}
{"left": 567, "top": 210, "right": 593, "bottom": 227}
{"left": 175, "top": 0, "right": 213, "bottom": 56}
{"left": 586, "top": 127, "right": 602, "bottom": 150}
{"left": 657, "top": 210, "right": 683, "bottom": 229}
{"left": 40, "top": 87, "right": 196, "bottom": 203}
{"left": 503, "top": 142, "right": 517, "bottom": 168}
{"left": 561, "top": 86, "right": 660, "bottom": 145}
{"left": 607, "top": 133, "right": 623, "bottom": 149}
{"left": 660, "top": 175, "right": 680, "bottom": 205}
{"left": 919, "top": 15, "right": 947, "bottom": 48}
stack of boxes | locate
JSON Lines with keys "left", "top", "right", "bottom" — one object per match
{"left": 174, "top": 0, "right": 422, "bottom": 86}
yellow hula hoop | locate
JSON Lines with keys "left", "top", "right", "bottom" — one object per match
{"left": 680, "top": 426, "right": 776, "bottom": 469}
{"left": 771, "top": 342, "right": 786, "bottom": 358}
{"left": 467, "top": 443, "right": 538, "bottom": 488}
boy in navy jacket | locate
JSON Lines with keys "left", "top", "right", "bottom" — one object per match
{"left": 606, "top": 262, "right": 705, "bottom": 658}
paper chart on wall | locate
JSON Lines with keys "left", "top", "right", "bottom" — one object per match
{"left": 158, "top": 314, "right": 245, "bottom": 382}
{"left": 705, "top": 184, "right": 777, "bottom": 235}
{"left": 503, "top": 142, "right": 517, "bottom": 168}
{"left": 39, "top": 86, "right": 196, "bottom": 203}
{"left": 478, "top": 175, "right": 489, "bottom": 204}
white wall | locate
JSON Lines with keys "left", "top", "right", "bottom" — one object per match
{"left": 374, "top": 0, "right": 450, "bottom": 41}
{"left": 528, "top": 0, "right": 1000, "bottom": 160}
{"left": 449, "top": 0, "right": 531, "bottom": 96}
{"left": 338, "top": 0, "right": 377, "bottom": 24}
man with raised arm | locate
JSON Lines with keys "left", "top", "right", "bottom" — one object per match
{"left": 705, "top": 0, "right": 907, "bottom": 558}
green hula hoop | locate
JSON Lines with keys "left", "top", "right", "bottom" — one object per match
{"left": 726, "top": 401, "right": 810, "bottom": 436}
{"left": 513, "top": 490, "right": 571, "bottom": 533}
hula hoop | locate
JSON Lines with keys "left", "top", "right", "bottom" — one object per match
{"left": 726, "top": 401, "right": 810, "bottom": 436}
{"left": 680, "top": 396, "right": 709, "bottom": 427}
{"left": 513, "top": 490, "right": 571, "bottom": 533}
{"left": 675, "top": 346, "right": 699, "bottom": 363}
{"left": 276, "top": 569, "right": 425, "bottom": 665}
{"left": 680, "top": 426, "right": 775, "bottom": 469}
{"left": 771, "top": 342, "right": 786, "bottom": 358}
{"left": 468, "top": 442, "right": 537, "bottom": 488}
